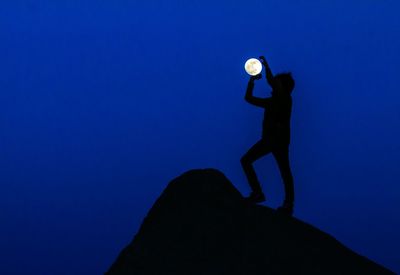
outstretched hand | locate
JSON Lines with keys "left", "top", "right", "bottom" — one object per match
{"left": 259, "top": 56, "right": 269, "bottom": 68}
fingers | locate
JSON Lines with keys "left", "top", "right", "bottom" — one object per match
{"left": 259, "top": 56, "right": 268, "bottom": 66}
{"left": 250, "top": 74, "right": 262, "bottom": 81}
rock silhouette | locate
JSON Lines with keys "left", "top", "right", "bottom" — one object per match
{"left": 106, "top": 169, "right": 394, "bottom": 275}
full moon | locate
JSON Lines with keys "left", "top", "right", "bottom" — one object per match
{"left": 244, "top": 58, "right": 262, "bottom": 76}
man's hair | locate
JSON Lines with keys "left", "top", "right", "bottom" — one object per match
{"left": 275, "top": 73, "right": 295, "bottom": 94}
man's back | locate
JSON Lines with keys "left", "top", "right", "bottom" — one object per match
{"left": 262, "top": 94, "right": 292, "bottom": 145}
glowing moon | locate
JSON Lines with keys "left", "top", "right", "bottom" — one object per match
{"left": 244, "top": 58, "right": 262, "bottom": 76}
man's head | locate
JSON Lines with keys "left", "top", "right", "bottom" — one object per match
{"left": 274, "top": 73, "right": 295, "bottom": 95}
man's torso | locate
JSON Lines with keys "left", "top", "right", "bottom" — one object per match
{"left": 262, "top": 95, "right": 292, "bottom": 145}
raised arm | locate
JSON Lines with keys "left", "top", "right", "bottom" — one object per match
{"left": 244, "top": 74, "right": 270, "bottom": 108}
{"left": 259, "top": 56, "right": 275, "bottom": 88}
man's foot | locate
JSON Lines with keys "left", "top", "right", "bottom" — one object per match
{"left": 277, "top": 202, "right": 294, "bottom": 216}
{"left": 244, "top": 192, "right": 266, "bottom": 203}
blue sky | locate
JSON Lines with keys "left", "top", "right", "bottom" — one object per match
{"left": 0, "top": 1, "right": 399, "bottom": 274}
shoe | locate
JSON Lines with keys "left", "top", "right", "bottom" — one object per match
{"left": 277, "top": 203, "right": 294, "bottom": 216}
{"left": 244, "top": 192, "right": 266, "bottom": 203}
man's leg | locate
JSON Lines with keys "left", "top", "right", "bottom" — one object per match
{"left": 240, "top": 139, "right": 271, "bottom": 195}
{"left": 272, "top": 146, "right": 294, "bottom": 206}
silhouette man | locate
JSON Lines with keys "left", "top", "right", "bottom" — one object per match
{"left": 241, "top": 56, "right": 295, "bottom": 215}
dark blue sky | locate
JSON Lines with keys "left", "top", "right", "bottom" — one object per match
{"left": 1, "top": 1, "right": 399, "bottom": 274}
